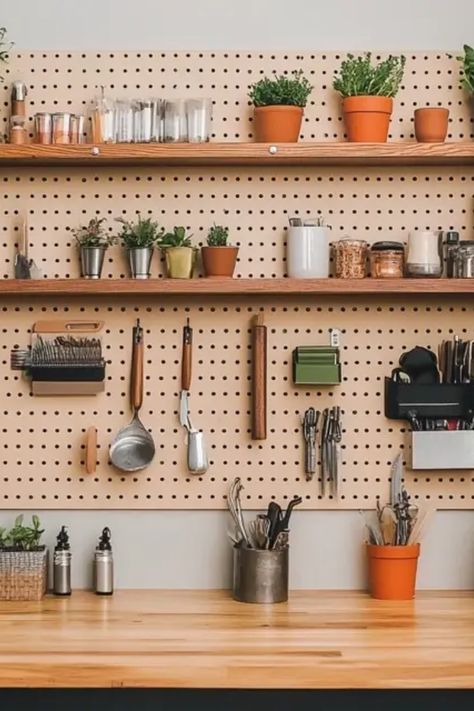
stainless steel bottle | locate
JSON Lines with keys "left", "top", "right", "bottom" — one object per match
{"left": 53, "top": 525, "right": 71, "bottom": 596}
{"left": 94, "top": 527, "right": 113, "bottom": 595}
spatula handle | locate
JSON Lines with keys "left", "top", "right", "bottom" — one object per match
{"left": 251, "top": 313, "right": 267, "bottom": 440}
{"left": 131, "top": 320, "right": 144, "bottom": 411}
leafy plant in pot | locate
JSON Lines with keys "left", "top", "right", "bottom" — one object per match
{"left": 158, "top": 226, "right": 196, "bottom": 279}
{"left": 201, "top": 224, "right": 238, "bottom": 278}
{"left": 333, "top": 53, "right": 406, "bottom": 142}
{"left": 116, "top": 214, "right": 162, "bottom": 279}
{"left": 0, "top": 514, "right": 47, "bottom": 601}
{"left": 0, "top": 27, "right": 12, "bottom": 83}
{"left": 457, "top": 44, "right": 474, "bottom": 130}
{"left": 248, "top": 70, "right": 313, "bottom": 143}
{"left": 72, "top": 217, "right": 115, "bottom": 279}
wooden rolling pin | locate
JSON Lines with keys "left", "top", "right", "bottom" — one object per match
{"left": 251, "top": 313, "right": 267, "bottom": 440}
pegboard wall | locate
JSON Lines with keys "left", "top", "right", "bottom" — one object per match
{"left": 0, "top": 51, "right": 473, "bottom": 510}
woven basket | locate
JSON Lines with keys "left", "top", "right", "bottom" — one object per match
{"left": 0, "top": 548, "right": 48, "bottom": 601}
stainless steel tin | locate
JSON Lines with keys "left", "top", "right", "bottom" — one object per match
{"left": 53, "top": 550, "right": 71, "bottom": 595}
{"left": 12, "top": 81, "right": 28, "bottom": 101}
{"left": 456, "top": 243, "right": 474, "bottom": 278}
{"left": 128, "top": 247, "right": 154, "bottom": 279}
{"left": 52, "top": 112, "right": 72, "bottom": 144}
{"left": 233, "top": 546, "right": 289, "bottom": 604}
{"left": 80, "top": 246, "right": 107, "bottom": 279}
{"left": 34, "top": 112, "right": 52, "bottom": 144}
{"left": 94, "top": 549, "right": 114, "bottom": 595}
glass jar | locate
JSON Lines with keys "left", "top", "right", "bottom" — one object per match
{"left": 455, "top": 242, "right": 474, "bottom": 278}
{"left": 406, "top": 230, "right": 441, "bottom": 277}
{"left": 370, "top": 241, "right": 405, "bottom": 278}
{"left": 91, "top": 87, "right": 114, "bottom": 144}
{"left": 334, "top": 239, "right": 367, "bottom": 279}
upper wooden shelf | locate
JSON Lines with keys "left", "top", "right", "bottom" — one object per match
{"left": 1, "top": 142, "right": 474, "bottom": 167}
{"left": 1, "top": 277, "right": 474, "bottom": 296}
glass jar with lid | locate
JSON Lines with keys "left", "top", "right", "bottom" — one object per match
{"left": 334, "top": 238, "right": 367, "bottom": 279}
{"left": 370, "top": 241, "right": 405, "bottom": 278}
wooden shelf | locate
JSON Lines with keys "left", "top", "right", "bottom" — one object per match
{"left": 2, "top": 277, "right": 474, "bottom": 296}
{"left": 1, "top": 142, "right": 474, "bottom": 167}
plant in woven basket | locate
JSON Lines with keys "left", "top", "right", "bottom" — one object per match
{"left": 0, "top": 27, "right": 13, "bottom": 83}
{"left": 249, "top": 70, "right": 313, "bottom": 107}
{"left": 116, "top": 214, "right": 162, "bottom": 249}
{"left": 333, "top": 53, "right": 406, "bottom": 98}
{"left": 72, "top": 218, "right": 114, "bottom": 248}
{"left": 0, "top": 515, "right": 45, "bottom": 551}
{"left": 206, "top": 224, "right": 230, "bottom": 247}
{"left": 158, "top": 226, "right": 193, "bottom": 248}
{"left": 457, "top": 44, "right": 474, "bottom": 95}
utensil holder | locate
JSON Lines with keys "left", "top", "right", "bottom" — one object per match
{"left": 411, "top": 430, "right": 474, "bottom": 469}
{"left": 384, "top": 378, "right": 474, "bottom": 420}
{"left": 286, "top": 226, "right": 330, "bottom": 279}
{"left": 232, "top": 546, "right": 288, "bottom": 604}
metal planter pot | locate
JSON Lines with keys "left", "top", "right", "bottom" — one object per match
{"left": 80, "top": 246, "right": 107, "bottom": 279}
{"left": 128, "top": 247, "right": 154, "bottom": 279}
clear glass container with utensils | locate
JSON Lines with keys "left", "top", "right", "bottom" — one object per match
{"left": 186, "top": 98, "right": 212, "bottom": 143}
{"left": 151, "top": 99, "right": 163, "bottom": 142}
{"left": 114, "top": 100, "right": 134, "bottom": 143}
{"left": 91, "top": 87, "right": 114, "bottom": 143}
{"left": 164, "top": 99, "right": 188, "bottom": 142}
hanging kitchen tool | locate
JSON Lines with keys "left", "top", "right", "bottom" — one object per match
{"left": 179, "top": 319, "right": 208, "bottom": 475}
{"left": 251, "top": 313, "right": 267, "bottom": 440}
{"left": 85, "top": 427, "right": 98, "bottom": 475}
{"left": 14, "top": 218, "right": 31, "bottom": 279}
{"left": 109, "top": 319, "right": 155, "bottom": 472}
{"left": 10, "top": 319, "right": 106, "bottom": 395}
{"left": 302, "top": 407, "right": 319, "bottom": 481}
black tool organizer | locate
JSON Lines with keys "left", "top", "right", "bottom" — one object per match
{"left": 384, "top": 379, "right": 474, "bottom": 420}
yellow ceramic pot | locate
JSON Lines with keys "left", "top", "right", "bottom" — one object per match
{"left": 164, "top": 247, "right": 197, "bottom": 279}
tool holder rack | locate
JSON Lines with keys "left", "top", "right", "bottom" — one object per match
{"left": 384, "top": 379, "right": 474, "bottom": 420}
{"left": 0, "top": 49, "right": 473, "bottom": 509}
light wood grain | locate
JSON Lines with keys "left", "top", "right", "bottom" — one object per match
{"left": 2, "top": 277, "right": 474, "bottom": 296}
{"left": 0, "top": 590, "right": 473, "bottom": 689}
{"left": 1, "top": 142, "right": 474, "bottom": 166}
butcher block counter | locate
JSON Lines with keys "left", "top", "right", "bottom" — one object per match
{"left": 0, "top": 590, "right": 473, "bottom": 689}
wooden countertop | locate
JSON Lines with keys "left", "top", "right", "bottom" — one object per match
{"left": 0, "top": 590, "right": 473, "bottom": 689}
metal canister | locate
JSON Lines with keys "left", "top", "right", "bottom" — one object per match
{"left": 70, "top": 114, "right": 85, "bottom": 144}
{"left": 53, "top": 525, "right": 71, "bottom": 595}
{"left": 94, "top": 527, "right": 114, "bottom": 595}
{"left": 34, "top": 113, "right": 52, "bottom": 144}
{"left": 456, "top": 242, "right": 474, "bottom": 278}
{"left": 232, "top": 546, "right": 288, "bottom": 604}
{"left": 52, "top": 112, "right": 72, "bottom": 144}
{"left": 11, "top": 81, "right": 28, "bottom": 117}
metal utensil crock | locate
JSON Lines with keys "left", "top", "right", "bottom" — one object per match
{"left": 233, "top": 546, "right": 289, "bottom": 604}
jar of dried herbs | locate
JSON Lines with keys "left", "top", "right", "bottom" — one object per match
{"left": 334, "top": 238, "right": 368, "bottom": 279}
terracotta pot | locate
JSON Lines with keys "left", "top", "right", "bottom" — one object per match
{"left": 163, "top": 247, "right": 196, "bottom": 279}
{"left": 253, "top": 106, "right": 303, "bottom": 143}
{"left": 342, "top": 96, "right": 393, "bottom": 142}
{"left": 202, "top": 246, "right": 239, "bottom": 277}
{"left": 367, "top": 544, "right": 420, "bottom": 600}
{"left": 414, "top": 107, "right": 449, "bottom": 143}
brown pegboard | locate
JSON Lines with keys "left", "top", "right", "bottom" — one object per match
{"left": 0, "top": 51, "right": 473, "bottom": 509}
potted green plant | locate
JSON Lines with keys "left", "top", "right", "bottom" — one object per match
{"left": 457, "top": 44, "right": 474, "bottom": 96}
{"left": 0, "top": 514, "right": 47, "bottom": 601}
{"left": 201, "top": 224, "right": 239, "bottom": 278}
{"left": 71, "top": 217, "right": 115, "bottom": 279}
{"left": 0, "top": 27, "right": 12, "bottom": 83}
{"left": 333, "top": 53, "right": 406, "bottom": 142}
{"left": 248, "top": 70, "right": 313, "bottom": 143}
{"left": 116, "top": 214, "right": 162, "bottom": 279}
{"left": 158, "top": 226, "right": 196, "bottom": 279}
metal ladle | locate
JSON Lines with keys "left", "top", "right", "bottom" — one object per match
{"left": 110, "top": 319, "right": 155, "bottom": 472}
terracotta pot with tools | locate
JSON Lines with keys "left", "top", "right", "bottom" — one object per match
{"left": 414, "top": 107, "right": 449, "bottom": 143}
{"left": 342, "top": 96, "right": 393, "bottom": 142}
{"left": 367, "top": 543, "right": 420, "bottom": 600}
{"left": 253, "top": 106, "right": 303, "bottom": 143}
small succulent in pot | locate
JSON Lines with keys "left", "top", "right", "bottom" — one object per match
{"left": 248, "top": 70, "right": 313, "bottom": 143}
{"left": 202, "top": 224, "right": 239, "bottom": 278}
{"left": 71, "top": 217, "right": 115, "bottom": 279}
{"left": 333, "top": 53, "right": 406, "bottom": 142}
{"left": 116, "top": 214, "right": 162, "bottom": 279}
{"left": 158, "top": 226, "right": 196, "bottom": 279}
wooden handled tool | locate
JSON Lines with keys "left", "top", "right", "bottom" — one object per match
{"left": 130, "top": 321, "right": 144, "bottom": 411}
{"left": 251, "top": 313, "right": 267, "bottom": 440}
{"left": 85, "top": 426, "right": 98, "bottom": 474}
{"left": 181, "top": 319, "right": 193, "bottom": 392}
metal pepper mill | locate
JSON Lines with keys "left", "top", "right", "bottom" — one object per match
{"left": 94, "top": 527, "right": 114, "bottom": 595}
{"left": 53, "top": 525, "right": 71, "bottom": 596}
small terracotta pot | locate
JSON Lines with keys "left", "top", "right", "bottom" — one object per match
{"left": 414, "top": 107, "right": 449, "bottom": 143}
{"left": 342, "top": 96, "right": 393, "bottom": 142}
{"left": 253, "top": 106, "right": 303, "bottom": 143}
{"left": 163, "top": 247, "right": 196, "bottom": 279}
{"left": 202, "top": 246, "right": 239, "bottom": 277}
{"left": 367, "top": 544, "right": 420, "bottom": 600}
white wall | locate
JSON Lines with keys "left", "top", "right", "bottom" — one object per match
{"left": 1, "top": 1, "right": 474, "bottom": 590}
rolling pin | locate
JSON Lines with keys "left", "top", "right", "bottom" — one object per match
{"left": 251, "top": 313, "right": 267, "bottom": 440}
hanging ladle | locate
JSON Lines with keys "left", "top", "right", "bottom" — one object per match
{"left": 110, "top": 319, "right": 155, "bottom": 472}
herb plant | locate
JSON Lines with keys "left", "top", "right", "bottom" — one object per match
{"left": 457, "top": 44, "right": 474, "bottom": 95}
{"left": 0, "top": 27, "right": 12, "bottom": 82}
{"left": 207, "top": 224, "right": 230, "bottom": 247}
{"left": 72, "top": 218, "right": 114, "bottom": 248}
{"left": 248, "top": 70, "right": 313, "bottom": 108}
{"left": 0, "top": 515, "right": 44, "bottom": 551}
{"left": 116, "top": 214, "right": 162, "bottom": 249}
{"left": 159, "top": 226, "right": 193, "bottom": 248}
{"left": 333, "top": 53, "right": 406, "bottom": 98}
